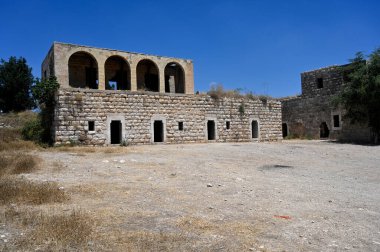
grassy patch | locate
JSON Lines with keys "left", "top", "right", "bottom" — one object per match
{"left": 4, "top": 207, "right": 92, "bottom": 250}
{"left": 0, "top": 152, "right": 40, "bottom": 177}
{"left": 0, "top": 177, "right": 68, "bottom": 205}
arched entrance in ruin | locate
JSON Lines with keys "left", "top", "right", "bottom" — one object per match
{"left": 136, "top": 59, "right": 159, "bottom": 92}
{"left": 68, "top": 51, "right": 98, "bottom": 89}
{"left": 104, "top": 56, "right": 131, "bottom": 90}
{"left": 164, "top": 62, "right": 185, "bottom": 93}
{"left": 320, "top": 122, "right": 330, "bottom": 138}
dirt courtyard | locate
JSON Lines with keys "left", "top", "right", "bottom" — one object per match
{"left": 3, "top": 140, "right": 380, "bottom": 251}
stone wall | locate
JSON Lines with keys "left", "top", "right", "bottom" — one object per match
{"left": 282, "top": 65, "right": 372, "bottom": 142}
{"left": 54, "top": 89, "right": 282, "bottom": 145}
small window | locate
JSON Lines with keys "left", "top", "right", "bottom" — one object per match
{"left": 178, "top": 121, "right": 184, "bottom": 131}
{"left": 88, "top": 121, "right": 95, "bottom": 131}
{"left": 226, "top": 121, "right": 230, "bottom": 130}
{"left": 44, "top": 70, "right": 47, "bottom": 79}
{"left": 333, "top": 115, "right": 340, "bottom": 128}
{"left": 317, "top": 78, "right": 324, "bottom": 89}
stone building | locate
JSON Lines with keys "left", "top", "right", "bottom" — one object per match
{"left": 282, "top": 65, "right": 372, "bottom": 142}
{"left": 42, "top": 42, "right": 282, "bottom": 145}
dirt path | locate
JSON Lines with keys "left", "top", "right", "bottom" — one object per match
{"left": 14, "top": 140, "right": 380, "bottom": 251}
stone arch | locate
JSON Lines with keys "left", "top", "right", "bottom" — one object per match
{"left": 164, "top": 62, "right": 185, "bottom": 93}
{"left": 68, "top": 51, "right": 98, "bottom": 89}
{"left": 104, "top": 55, "right": 131, "bottom": 90}
{"left": 136, "top": 59, "right": 159, "bottom": 92}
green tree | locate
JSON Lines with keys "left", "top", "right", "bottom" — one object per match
{"left": 338, "top": 49, "right": 380, "bottom": 144}
{"left": 25, "top": 76, "right": 59, "bottom": 144}
{"left": 0, "top": 57, "right": 34, "bottom": 112}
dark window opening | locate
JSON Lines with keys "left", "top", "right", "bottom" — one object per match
{"left": 317, "top": 78, "right": 324, "bottom": 89}
{"left": 251, "top": 120, "right": 259, "bottom": 139}
{"left": 282, "top": 123, "right": 288, "bottom": 138}
{"left": 154, "top": 120, "right": 164, "bottom": 142}
{"left": 226, "top": 121, "right": 230, "bottom": 130}
{"left": 88, "top": 121, "right": 95, "bottom": 131}
{"left": 105, "top": 56, "right": 131, "bottom": 90}
{"left": 110, "top": 120, "right": 122, "bottom": 144}
{"left": 207, "top": 120, "right": 216, "bottom": 140}
{"left": 44, "top": 70, "right": 47, "bottom": 79}
{"left": 137, "top": 60, "right": 159, "bottom": 92}
{"left": 333, "top": 115, "right": 340, "bottom": 128}
{"left": 178, "top": 122, "right": 184, "bottom": 131}
{"left": 164, "top": 63, "right": 185, "bottom": 93}
{"left": 320, "top": 122, "right": 330, "bottom": 138}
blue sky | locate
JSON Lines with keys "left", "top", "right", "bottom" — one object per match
{"left": 1, "top": 0, "right": 379, "bottom": 97}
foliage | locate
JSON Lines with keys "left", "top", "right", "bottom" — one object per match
{"left": 238, "top": 102, "right": 245, "bottom": 116}
{"left": 208, "top": 84, "right": 243, "bottom": 100}
{"left": 0, "top": 57, "right": 35, "bottom": 112}
{"left": 337, "top": 49, "right": 380, "bottom": 143}
{"left": 23, "top": 76, "right": 59, "bottom": 145}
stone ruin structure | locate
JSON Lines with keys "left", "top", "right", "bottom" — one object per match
{"left": 282, "top": 66, "right": 372, "bottom": 142}
{"left": 42, "top": 42, "right": 282, "bottom": 145}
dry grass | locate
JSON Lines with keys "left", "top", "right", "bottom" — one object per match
{"left": 0, "top": 139, "right": 39, "bottom": 152}
{"left": 0, "top": 177, "right": 68, "bottom": 204}
{"left": 4, "top": 206, "right": 92, "bottom": 251}
{"left": 0, "top": 152, "right": 40, "bottom": 177}
{"left": 54, "top": 145, "right": 127, "bottom": 154}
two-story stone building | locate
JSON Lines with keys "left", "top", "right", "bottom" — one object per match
{"left": 42, "top": 42, "right": 282, "bottom": 145}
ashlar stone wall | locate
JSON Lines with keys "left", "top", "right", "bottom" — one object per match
{"left": 282, "top": 65, "right": 372, "bottom": 142}
{"left": 55, "top": 89, "right": 282, "bottom": 145}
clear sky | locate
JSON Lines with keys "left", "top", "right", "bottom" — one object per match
{"left": 1, "top": 0, "right": 379, "bottom": 97}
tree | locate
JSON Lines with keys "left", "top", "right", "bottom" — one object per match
{"left": 23, "top": 76, "right": 59, "bottom": 144}
{"left": 0, "top": 57, "right": 34, "bottom": 112}
{"left": 338, "top": 48, "right": 380, "bottom": 144}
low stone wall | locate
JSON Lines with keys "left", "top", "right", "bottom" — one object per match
{"left": 54, "top": 89, "right": 282, "bottom": 145}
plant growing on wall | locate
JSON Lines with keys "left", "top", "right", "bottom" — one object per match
{"left": 23, "top": 76, "right": 59, "bottom": 145}
{"left": 337, "top": 48, "right": 380, "bottom": 144}
{"left": 238, "top": 102, "right": 245, "bottom": 116}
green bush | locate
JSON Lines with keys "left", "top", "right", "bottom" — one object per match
{"left": 22, "top": 117, "right": 43, "bottom": 143}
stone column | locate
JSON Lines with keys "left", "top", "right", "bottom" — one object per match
{"left": 159, "top": 66, "right": 165, "bottom": 93}
{"left": 130, "top": 62, "right": 137, "bottom": 91}
{"left": 97, "top": 58, "right": 105, "bottom": 90}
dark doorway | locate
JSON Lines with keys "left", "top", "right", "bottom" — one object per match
{"left": 207, "top": 120, "right": 216, "bottom": 140}
{"left": 282, "top": 123, "right": 288, "bottom": 138}
{"left": 110, "top": 120, "right": 122, "bottom": 144}
{"left": 154, "top": 120, "right": 164, "bottom": 142}
{"left": 320, "top": 122, "right": 329, "bottom": 138}
{"left": 252, "top": 120, "right": 259, "bottom": 138}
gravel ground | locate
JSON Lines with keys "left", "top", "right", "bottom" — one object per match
{"left": 3, "top": 140, "right": 380, "bottom": 251}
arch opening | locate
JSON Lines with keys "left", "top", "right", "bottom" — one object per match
{"left": 105, "top": 56, "right": 130, "bottom": 90}
{"left": 68, "top": 52, "right": 98, "bottom": 89}
{"left": 164, "top": 62, "right": 185, "bottom": 93}
{"left": 136, "top": 59, "right": 159, "bottom": 92}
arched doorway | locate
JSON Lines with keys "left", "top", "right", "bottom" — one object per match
{"left": 68, "top": 52, "right": 98, "bottom": 89}
{"left": 320, "top": 122, "right": 329, "bottom": 138}
{"left": 104, "top": 56, "right": 130, "bottom": 90}
{"left": 164, "top": 62, "right": 185, "bottom": 93}
{"left": 136, "top": 59, "right": 159, "bottom": 92}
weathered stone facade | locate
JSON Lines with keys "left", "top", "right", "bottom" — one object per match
{"left": 55, "top": 89, "right": 282, "bottom": 145}
{"left": 43, "top": 42, "right": 283, "bottom": 146}
{"left": 282, "top": 66, "right": 372, "bottom": 142}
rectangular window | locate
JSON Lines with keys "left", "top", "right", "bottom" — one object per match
{"left": 88, "top": 121, "right": 95, "bottom": 131}
{"left": 333, "top": 115, "right": 340, "bottom": 128}
{"left": 317, "top": 78, "right": 324, "bottom": 89}
{"left": 226, "top": 121, "right": 230, "bottom": 130}
{"left": 178, "top": 121, "right": 184, "bottom": 131}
